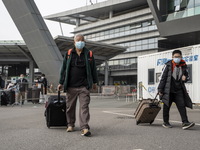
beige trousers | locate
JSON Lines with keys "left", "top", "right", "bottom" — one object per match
{"left": 16, "top": 91, "right": 25, "bottom": 103}
{"left": 66, "top": 87, "right": 90, "bottom": 130}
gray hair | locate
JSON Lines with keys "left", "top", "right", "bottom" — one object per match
{"left": 74, "top": 34, "right": 84, "bottom": 41}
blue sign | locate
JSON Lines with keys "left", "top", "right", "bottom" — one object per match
{"left": 157, "top": 58, "right": 171, "bottom": 66}
{"left": 157, "top": 55, "right": 199, "bottom": 66}
{"left": 148, "top": 87, "right": 156, "bottom": 93}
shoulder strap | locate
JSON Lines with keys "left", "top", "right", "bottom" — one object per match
{"left": 67, "top": 49, "right": 73, "bottom": 59}
{"left": 89, "top": 51, "right": 93, "bottom": 61}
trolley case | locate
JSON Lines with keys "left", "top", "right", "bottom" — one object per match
{"left": 134, "top": 94, "right": 161, "bottom": 125}
{"left": 45, "top": 91, "right": 67, "bottom": 128}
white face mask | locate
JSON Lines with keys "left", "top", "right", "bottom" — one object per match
{"left": 173, "top": 58, "right": 181, "bottom": 64}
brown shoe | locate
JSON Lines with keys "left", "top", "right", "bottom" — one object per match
{"left": 81, "top": 129, "right": 91, "bottom": 136}
{"left": 66, "top": 126, "right": 74, "bottom": 132}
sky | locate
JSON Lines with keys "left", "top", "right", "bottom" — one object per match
{"left": 0, "top": 0, "right": 106, "bottom": 40}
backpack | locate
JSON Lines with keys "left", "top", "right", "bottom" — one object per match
{"left": 67, "top": 49, "right": 93, "bottom": 62}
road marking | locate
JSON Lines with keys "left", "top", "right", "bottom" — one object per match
{"left": 102, "top": 111, "right": 200, "bottom": 126}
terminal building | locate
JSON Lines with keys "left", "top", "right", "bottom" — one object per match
{"left": 45, "top": 0, "right": 160, "bottom": 86}
{"left": 1, "top": 0, "right": 200, "bottom": 87}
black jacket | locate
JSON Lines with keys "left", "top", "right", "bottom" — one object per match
{"left": 38, "top": 77, "right": 47, "bottom": 87}
{"left": 158, "top": 60, "right": 193, "bottom": 109}
{"left": 16, "top": 78, "right": 28, "bottom": 92}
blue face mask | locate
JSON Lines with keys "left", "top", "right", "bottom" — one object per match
{"left": 173, "top": 58, "right": 181, "bottom": 64}
{"left": 75, "top": 41, "right": 85, "bottom": 50}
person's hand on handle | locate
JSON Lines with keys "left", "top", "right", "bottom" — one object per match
{"left": 57, "top": 84, "right": 63, "bottom": 91}
{"left": 182, "top": 75, "right": 186, "bottom": 81}
{"left": 92, "top": 83, "right": 97, "bottom": 90}
{"left": 159, "top": 92, "right": 163, "bottom": 96}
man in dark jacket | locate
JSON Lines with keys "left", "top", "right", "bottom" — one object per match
{"left": 16, "top": 74, "right": 28, "bottom": 105}
{"left": 158, "top": 50, "right": 195, "bottom": 130}
{"left": 39, "top": 74, "right": 48, "bottom": 95}
{"left": 57, "top": 34, "right": 98, "bottom": 136}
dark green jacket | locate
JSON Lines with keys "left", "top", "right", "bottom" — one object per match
{"left": 59, "top": 47, "right": 98, "bottom": 91}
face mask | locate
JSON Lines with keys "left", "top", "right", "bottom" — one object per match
{"left": 75, "top": 41, "right": 85, "bottom": 50}
{"left": 173, "top": 58, "right": 181, "bottom": 64}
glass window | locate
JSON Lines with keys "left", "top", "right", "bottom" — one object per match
{"left": 136, "top": 40, "right": 142, "bottom": 45}
{"left": 130, "top": 23, "right": 142, "bottom": 29}
{"left": 119, "top": 59, "right": 124, "bottom": 65}
{"left": 142, "top": 39, "right": 148, "bottom": 44}
{"left": 105, "top": 30, "right": 109, "bottom": 35}
{"left": 149, "top": 44, "right": 155, "bottom": 49}
{"left": 149, "top": 38, "right": 155, "bottom": 43}
{"left": 120, "top": 27, "right": 124, "bottom": 32}
{"left": 130, "top": 47, "right": 136, "bottom": 51}
{"left": 142, "top": 21, "right": 149, "bottom": 27}
{"left": 96, "top": 32, "right": 100, "bottom": 37}
{"left": 130, "top": 42, "right": 135, "bottom": 46}
{"left": 188, "top": 0, "right": 195, "bottom": 8}
{"left": 113, "top": 60, "right": 119, "bottom": 65}
{"left": 148, "top": 69, "right": 155, "bottom": 84}
{"left": 119, "top": 32, "right": 125, "bottom": 36}
{"left": 130, "top": 58, "right": 137, "bottom": 64}
{"left": 130, "top": 29, "right": 136, "bottom": 34}
{"left": 125, "top": 26, "right": 129, "bottom": 31}
{"left": 136, "top": 28, "right": 142, "bottom": 33}
{"left": 195, "top": 5, "right": 200, "bottom": 15}
{"left": 195, "top": 0, "right": 200, "bottom": 6}
{"left": 100, "top": 32, "right": 104, "bottom": 36}
{"left": 115, "top": 28, "right": 120, "bottom": 33}
{"left": 136, "top": 45, "right": 142, "bottom": 50}
{"left": 125, "top": 31, "right": 130, "bottom": 35}
{"left": 108, "top": 61, "right": 113, "bottom": 66}
{"left": 110, "top": 29, "right": 114, "bottom": 34}
{"left": 142, "top": 44, "right": 148, "bottom": 50}
{"left": 142, "top": 27, "right": 149, "bottom": 32}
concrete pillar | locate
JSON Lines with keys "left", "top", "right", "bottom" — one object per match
{"left": 76, "top": 18, "right": 80, "bottom": 27}
{"left": 29, "top": 60, "right": 34, "bottom": 88}
{"left": 104, "top": 61, "right": 109, "bottom": 85}
{"left": 109, "top": 10, "right": 113, "bottom": 19}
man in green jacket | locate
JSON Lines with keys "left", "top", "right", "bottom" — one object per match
{"left": 57, "top": 34, "right": 98, "bottom": 136}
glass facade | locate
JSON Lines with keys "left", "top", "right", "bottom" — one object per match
{"left": 164, "top": 0, "right": 200, "bottom": 21}
{"left": 100, "top": 57, "right": 137, "bottom": 71}
{"left": 84, "top": 19, "right": 159, "bottom": 74}
{"left": 117, "top": 37, "right": 158, "bottom": 52}
{"left": 85, "top": 20, "right": 157, "bottom": 42}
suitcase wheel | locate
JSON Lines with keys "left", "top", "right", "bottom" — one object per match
{"left": 150, "top": 120, "right": 154, "bottom": 125}
{"left": 46, "top": 122, "right": 50, "bottom": 128}
{"left": 136, "top": 120, "right": 141, "bottom": 125}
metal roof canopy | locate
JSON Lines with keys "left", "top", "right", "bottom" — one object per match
{"left": 0, "top": 41, "right": 33, "bottom": 65}
{"left": 0, "top": 38, "right": 126, "bottom": 66}
{"left": 45, "top": 0, "right": 147, "bottom": 25}
{"left": 54, "top": 35, "right": 126, "bottom": 65}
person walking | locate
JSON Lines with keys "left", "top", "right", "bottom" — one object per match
{"left": 15, "top": 74, "right": 28, "bottom": 105}
{"left": 158, "top": 50, "right": 195, "bottom": 130}
{"left": 38, "top": 74, "right": 48, "bottom": 102}
{"left": 57, "top": 34, "right": 98, "bottom": 136}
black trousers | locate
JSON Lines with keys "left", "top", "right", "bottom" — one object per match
{"left": 163, "top": 90, "right": 189, "bottom": 123}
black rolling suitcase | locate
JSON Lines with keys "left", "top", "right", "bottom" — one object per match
{"left": 0, "top": 91, "right": 8, "bottom": 106}
{"left": 5, "top": 90, "right": 15, "bottom": 105}
{"left": 45, "top": 91, "right": 67, "bottom": 128}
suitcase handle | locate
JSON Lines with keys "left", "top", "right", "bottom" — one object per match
{"left": 152, "top": 93, "right": 159, "bottom": 103}
{"left": 58, "top": 90, "right": 60, "bottom": 103}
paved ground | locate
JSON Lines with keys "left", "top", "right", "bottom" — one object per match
{"left": 0, "top": 96, "right": 200, "bottom": 150}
